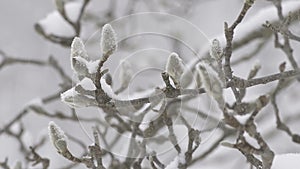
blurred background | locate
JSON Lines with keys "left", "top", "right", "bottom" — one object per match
{"left": 1, "top": 0, "right": 300, "bottom": 168}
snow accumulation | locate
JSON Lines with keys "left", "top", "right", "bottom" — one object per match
{"left": 61, "top": 86, "right": 78, "bottom": 101}
{"left": 165, "top": 153, "right": 186, "bottom": 169}
{"left": 65, "top": 2, "right": 82, "bottom": 23}
{"left": 78, "top": 77, "right": 96, "bottom": 91}
{"left": 24, "top": 97, "right": 43, "bottom": 108}
{"left": 72, "top": 57, "right": 100, "bottom": 75}
{"left": 86, "top": 60, "right": 100, "bottom": 74}
{"left": 11, "top": 123, "right": 22, "bottom": 133}
{"left": 100, "top": 77, "right": 116, "bottom": 98}
{"left": 38, "top": 11, "right": 75, "bottom": 37}
{"left": 166, "top": 52, "right": 184, "bottom": 84}
{"left": 38, "top": 1, "right": 82, "bottom": 37}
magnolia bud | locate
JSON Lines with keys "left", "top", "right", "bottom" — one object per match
{"left": 60, "top": 87, "right": 98, "bottom": 108}
{"left": 165, "top": 52, "right": 184, "bottom": 88}
{"left": 55, "top": 139, "right": 68, "bottom": 154}
{"left": 197, "top": 63, "right": 224, "bottom": 107}
{"left": 71, "top": 37, "right": 89, "bottom": 60}
{"left": 70, "top": 37, "right": 90, "bottom": 76}
{"left": 100, "top": 24, "right": 117, "bottom": 58}
{"left": 48, "top": 121, "right": 68, "bottom": 154}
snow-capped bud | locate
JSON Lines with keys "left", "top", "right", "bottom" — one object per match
{"left": 165, "top": 52, "right": 184, "bottom": 88}
{"left": 100, "top": 24, "right": 117, "bottom": 58}
{"left": 78, "top": 77, "right": 96, "bottom": 91}
{"left": 55, "top": 0, "right": 65, "bottom": 14}
{"left": 48, "top": 121, "right": 68, "bottom": 154}
{"left": 210, "top": 39, "right": 223, "bottom": 60}
{"left": 71, "top": 37, "right": 90, "bottom": 77}
{"left": 197, "top": 63, "right": 224, "bottom": 107}
{"left": 60, "top": 87, "right": 98, "bottom": 108}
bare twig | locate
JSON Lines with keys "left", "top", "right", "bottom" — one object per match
{"left": 27, "top": 147, "right": 50, "bottom": 169}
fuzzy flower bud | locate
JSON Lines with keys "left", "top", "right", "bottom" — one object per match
{"left": 210, "top": 39, "right": 223, "bottom": 60}
{"left": 70, "top": 37, "right": 90, "bottom": 77}
{"left": 165, "top": 52, "right": 184, "bottom": 88}
{"left": 48, "top": 121, "right": 68, "bottom": 154}
{"left": 100, "top": 24, "right": 117, "bottom": 58}
{"left": 71, "top": 37, "right": 89, "bottom": 60}
{"left": 197, "top": 63, "right": 224, "bottom": 107}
